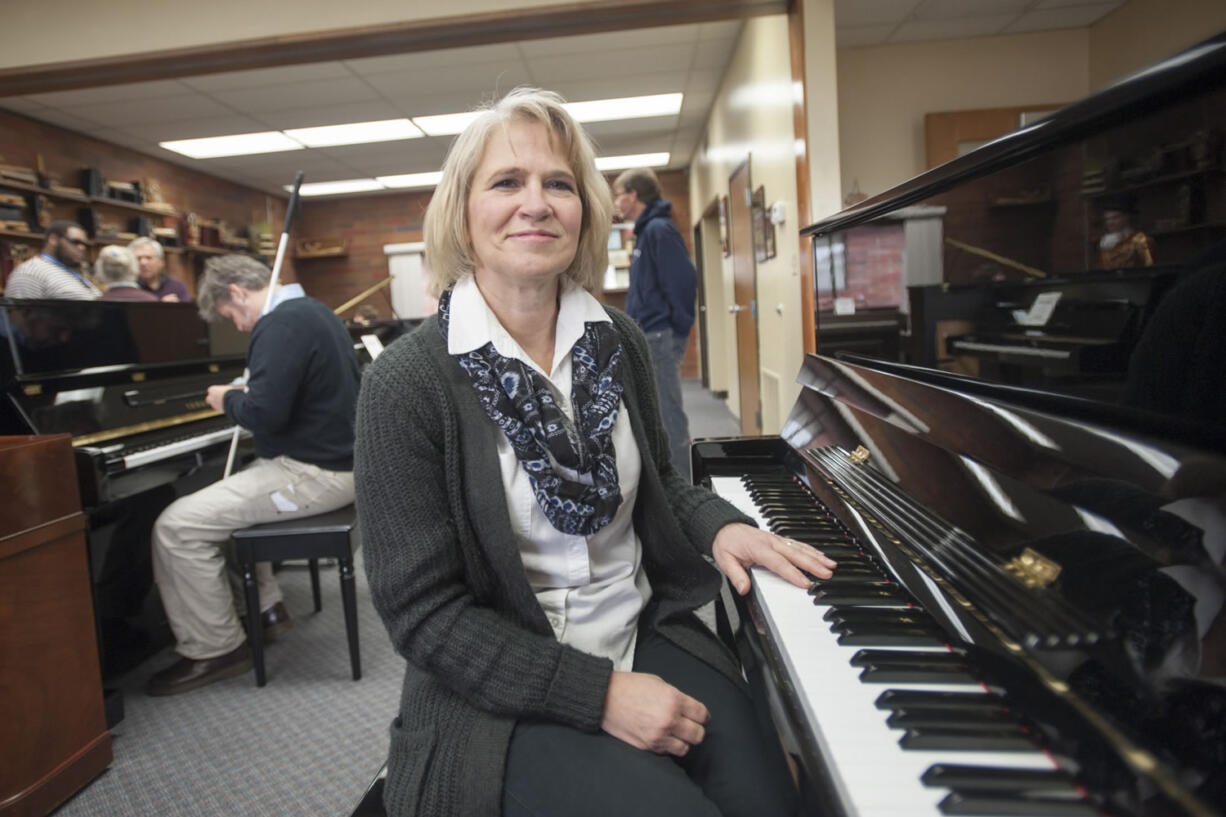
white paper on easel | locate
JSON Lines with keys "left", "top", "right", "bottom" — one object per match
{"left": 1011, "top": 291, "right": 1062, "bottom": 327}
{"left": 360, "top": 334, "right": 385, "bottom": 360}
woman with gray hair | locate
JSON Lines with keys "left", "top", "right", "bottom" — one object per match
{"left": 355, "top": 87, "right": 833, "bottom": 817}
{"left": 96, "top": 245, "right": 157, "bottom": 301}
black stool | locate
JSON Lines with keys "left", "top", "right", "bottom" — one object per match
{"left": 232, "top": 504, "right": 360, "bottom": 686}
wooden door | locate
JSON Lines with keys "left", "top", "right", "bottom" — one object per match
{"left": 728, "top": 160, "right": 760, "bottom": 435}
{"left": 692, "top": 221, "right": 711, "bottom": 389}
{"left": 925, "top": 105, "right": 1063, "bottom": 169}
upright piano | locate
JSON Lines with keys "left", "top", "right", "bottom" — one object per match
{"left": 696, "top": 32, "right": 1226, "bottom": 817}
{"left": 0, "top": 298, "right": 252, "bottom": 687}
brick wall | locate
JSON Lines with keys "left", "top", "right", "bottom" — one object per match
{"left": 0, "top": 109, "right": 289, "bottom": 296}
{"left": 837, "top": 222, "right": 904, "bottom": 310}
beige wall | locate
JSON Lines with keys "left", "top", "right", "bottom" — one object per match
{"left": 1088, "top": 0, "right": 1226, "bottom": 89}
{"left": 836, "top": 28, "right": 1089, "bottom": 202}
{"left": 0, "top": 0, "right": 570, "bottom": 69}
{"left": 689, "top": 14, "right": 807, "bottom": 433}
{"left": 803, "top": 0, "right": 843, "bottom": 224}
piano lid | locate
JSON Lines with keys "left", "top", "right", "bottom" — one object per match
{"left": 803, "top": 30, "right": 1226, "bottom": 439}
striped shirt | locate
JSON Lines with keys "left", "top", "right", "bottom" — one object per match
{"left": 5, "top": 254, "right": 101, "bottom": 300}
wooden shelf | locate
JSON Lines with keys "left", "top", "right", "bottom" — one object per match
{"left": 0, "top": 228, "right": 44, "bottom": 243}
{"left": 1150, "top": 221, "right": 1226, "bottom": 237}
{"left": 1083, "top": 166, "right": 1223, "bottom": 199}
{"left": 0, "top": 178, "right": 89, "bottom": 203}
{"left": 88, "top": 196, "right": 179, "bottom": 218}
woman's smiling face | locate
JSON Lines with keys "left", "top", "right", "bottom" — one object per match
{"left": 466, "top": 118, "right": 583, "bottom": 291}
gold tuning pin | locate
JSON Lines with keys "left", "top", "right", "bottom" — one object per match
{"left": 847, "top": 446, "right": 871, "bottom": 465}
{"left": 1004, "top": 547, "right": 1062, "bottom": 588}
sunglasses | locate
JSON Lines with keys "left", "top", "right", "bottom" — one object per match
{"left": 63, "top": 237, "right": 89, "bottom": 248}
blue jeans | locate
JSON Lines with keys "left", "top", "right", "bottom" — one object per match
{"left": 644, "top": 329, "right": 692, "bottom": 483}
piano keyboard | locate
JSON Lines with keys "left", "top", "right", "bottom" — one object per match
{"left": 710, "top": 474, "right": 1095, "bottom": 817}
{"left": 949, "top": 340, "right": 1071, "bottom": 360}
{"left": 120, "top": 425, "right": 249, "bottom": 469}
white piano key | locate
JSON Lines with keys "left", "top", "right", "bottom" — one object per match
{"left": 712, "top": 476, "right": 1065, "bottom": 817}
{"left": 121, "top": 425, "right": 249, "bottom": 469}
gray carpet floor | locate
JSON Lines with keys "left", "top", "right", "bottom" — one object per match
{"left": 54, "top": 379, "right": 741, "bottom": 816}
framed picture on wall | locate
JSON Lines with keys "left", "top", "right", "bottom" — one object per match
{"left": 751, "top": 186, "right": 774, "bottom": 263}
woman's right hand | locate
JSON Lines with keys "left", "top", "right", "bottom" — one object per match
{"left": 601, "top": 670, "right": 710, "bottom": 756}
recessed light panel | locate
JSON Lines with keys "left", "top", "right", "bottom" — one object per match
{"left": 160, "top": 131, "right": 304, "bottom": 159}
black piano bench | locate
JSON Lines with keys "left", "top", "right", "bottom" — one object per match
{"left": 231, "top": 504, "right": 361, "bottom": 687}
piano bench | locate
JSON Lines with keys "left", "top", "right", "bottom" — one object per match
{"left": 231, "top": 504, "right": 360, "bottom": 687}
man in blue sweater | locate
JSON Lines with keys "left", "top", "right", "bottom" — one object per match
{"left": 614, "top": 167, "right": 697, "bottom": 481}
{"left": 145, "top": 255, "right": 360, "bottom": 695}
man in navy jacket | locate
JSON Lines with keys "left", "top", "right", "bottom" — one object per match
{"left": 613, "top": 167, "right": 697, "bottom": 481}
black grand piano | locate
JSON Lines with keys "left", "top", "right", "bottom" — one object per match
{"left": 0, "top": 298, "right": 254, "bottom": 691}
{"left": 696, "top": 32, "right": 1226, "bottom": 817}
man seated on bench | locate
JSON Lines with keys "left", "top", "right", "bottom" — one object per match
{"left": 145, "top": 254, "right": 360, "bottom": 696}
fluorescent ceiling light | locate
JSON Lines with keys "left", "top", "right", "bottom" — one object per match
{"left": 284, "top": 118, "right": 423, "bottom": 147}
{"left": 377, "top": 171, "right": 443, "bottom": 189}
{"left": 412, "top": 111, "right": 482, "bottom": 137}
{"left": 160, "top": 131, "right": 304, "bottom": 159}
{"left": 595, "top": 153, "right": 670, "bottom": 171}
{"left": 292, "top": 179, "right": 385, "bottom": 197}
{"left": 566, "top": 93, "right": 683, "bottom": 122}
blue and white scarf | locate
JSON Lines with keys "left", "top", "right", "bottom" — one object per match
{"left": 438, "top": 288, "right": 625, "bottom": 535}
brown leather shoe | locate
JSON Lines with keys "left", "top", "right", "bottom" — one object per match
{"left": 146, "top": 643, "right": 253, "bottom": 696}
{"left": 260, "top": 601, "right": 293, "bottom": 642}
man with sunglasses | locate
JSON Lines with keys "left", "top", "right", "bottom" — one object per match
{"left": 5, "top": 220, "right": 100, "bottom": 300}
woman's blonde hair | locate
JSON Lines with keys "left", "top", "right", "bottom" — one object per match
{"left": 94, "top": 245, "right": 138, "bottom": 284}
{"left": 422, "top": 87, "right": 612, "bottom": 296}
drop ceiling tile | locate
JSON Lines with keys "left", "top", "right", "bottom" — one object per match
{"left": 891, "top": 14, "right": 1018, "bottom": 42}
{"left": 1004, "top": 3, "right": 1123, "bottom": 32}
{"left": 836, "top": 24, "right": 898, "bottom": 47}
{"left": 345, "top": 43, "right": 523, "bottom": 76}
{"left": 254, "top": 100, "right": 406, "bottom": 130}
{"left": 582, "top": 115, "right": 678, "bottom": 140}
{"left": 181, "top": 62, "right": 356, "bottom": 92}
{"left": 209, "top": 78, "right": 380, "bottom": 114}
{"left": 913, "top": 0, "right": 1029, "bottom": 19}
{"left": 834, "top": 0, "right": 922, "bottom": 27}
{"left": 528, "top": 44, "right": 695, "bottom": 83}
{"left": 58, "top": 94, "right": 235, "bottom": 128}
{"left": 23, "top": 79, "right": 192, "bottom": 107}
{"left": 0, "top": 96, "right": 47, "bottom": 114}
{"left": 119, "top": 114, "right": 270, "bottom": 142}
{"left": 697, "top": 19, "right": 743, "bottom": 41}
{"left": 21, "top": 108, "right": 106, "bottom": 133}
{"left": 692, "top": 38, "right": 738, "bottom": 71}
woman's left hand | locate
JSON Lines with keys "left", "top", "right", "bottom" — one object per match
{"left": 712, "top": 522, "right": 837, "bottom": 595}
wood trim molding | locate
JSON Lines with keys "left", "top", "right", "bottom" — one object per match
{"left": 0, "top": 0, "right": 786, "bottom": 96}
{"left": 787, "top": 0, "right": 815, "bottom": 356}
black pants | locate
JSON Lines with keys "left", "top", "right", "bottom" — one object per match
{"left": 502, "top": 627, "right": 798, "bottom": 817}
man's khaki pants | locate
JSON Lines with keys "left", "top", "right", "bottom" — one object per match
{"left": 151, "top": 455, "right": 355, "bottom": 660}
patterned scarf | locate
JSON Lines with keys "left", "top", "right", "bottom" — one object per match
{"left": 437, "top": 288, "right": 625, "bottom": 535}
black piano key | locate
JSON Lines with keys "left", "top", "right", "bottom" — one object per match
{"left": 876, "top": 690, "right": 1006, "bottom": 711}
{"left": 850, "top": 649, "right": 966, "bottom": 667}
{"left": 921, "top": 764, "right": 1075, "bottom": 791}
{"left": 938, "top": 791, "right": 1098, "bottom": 817}
{"left": 811, "top": 575, "right": 892, "bottom": 588}
{"left": 860, "top": 665, "right": 979, "bottom": 684}
{"left": 886, "top": 707, "right": 1020, "bottom": 729}
{"left": 812, "top": 586, "right": 906, "bottom": 605}
{"left": 826, "top": 607, "right": 937, "bottom": 628}
{"left": 836, "top": 627, "right": 945, "bottom": 647}
{"left": 900, "top": 726, "right": 1036, "bottom": 752}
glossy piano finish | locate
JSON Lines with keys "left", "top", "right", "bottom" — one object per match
{"left": 0, "top": 298, "right": 247, "bottom": 506}
{"left": 0, "top": 435, "right": 112, "bottom": 816}
{"left": 696, "top": 352, "right": 1226, "bottom": 817}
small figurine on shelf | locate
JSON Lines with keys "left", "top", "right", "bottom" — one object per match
{"left": 1098, "top": 196, "right": 1155, "bottom": 269}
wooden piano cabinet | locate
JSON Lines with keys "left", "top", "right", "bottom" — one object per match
{"left": 0, "top": 435, "right": 112, "bottom": 817}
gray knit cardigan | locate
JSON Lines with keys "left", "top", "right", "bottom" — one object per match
{"left": 355, "top": 306, "right": 753, "bottom": 817}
